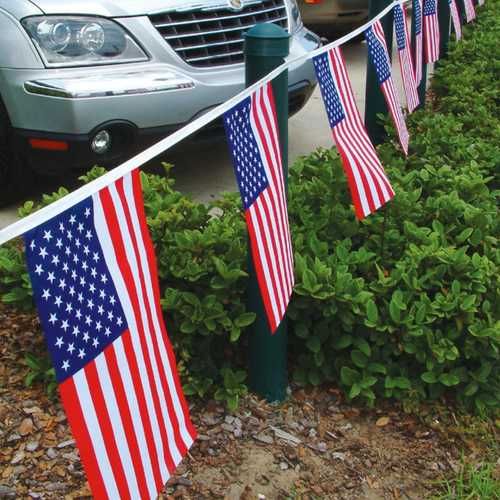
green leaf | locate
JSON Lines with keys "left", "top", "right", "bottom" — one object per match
{"left": 368, "top": 363, "right": 387, "bottom": 375}
{"left": 438, "top": 373, "right": 460, "bottom": 387}
{"left": 340, "top": 366, "right": 359, "bottom": 386}
{"left": 234, "top": 312, "right": 256, "bottom": 328}
{"left": 389, "top": 299, "right": 401, "bottom": 323}
{"left": 366, "top": 300, "right": 379, "bottom": 324}
{"left": 349, "top": 383, "right": 361, "bottom": 399}
{"left": 306, "top": 336, "right": 321, "bottom": 353}
{"left": 354, "top": 338, "right": 371, "bottom": 357}
{"left": 421, "top": 372, "right": 438, "bottom": 384}
{"left": 333, "top": 334, "right": 353, "bottom": 350}
{"left": 351, "top": 350, "right": 368, "bottom": 368}
{"left": 463, "top": 381, "right": 479, "bottom": 397}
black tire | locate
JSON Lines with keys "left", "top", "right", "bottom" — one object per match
{"left": 0, "top": 96, "right": 35, "bottom": 208}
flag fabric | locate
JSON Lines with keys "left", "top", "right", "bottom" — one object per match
{"left": 365, "top": 21, "right": 410, "bottom": 155}
{"left": 413, "top": 0, "right": 424, "bottom": 85}
{"left": 478, "top": 0, "right": 484, "bottom": 6}
{"left": 313, "top": 46, "right": 395, "bottom": 219}
{"left": 449, "top": 0, "right": 463, "bottom": 40}
{"left": 464, "top": 0, "right": 476, "bottom": 22}
{"left": 224, "top": 82, "right": 294, "bottom": 334}
{"left": 394, "top": 4, "right": 420, "bottom": 112}
{"left": 24, "top": 170, "right": 196, "bottom": 500}
{"left": 423, "top": 0, "right": 440, "bottom": 63}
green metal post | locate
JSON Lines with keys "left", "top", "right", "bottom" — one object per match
{"left": 412, "top": 0, "right": 428, "bottom": 108}
{"left": 437, "top": 0, "right": 451, "bottom": 60}
{"left": 365, "top": 0, "right": 394, "bottom": 145}
{"left": 244, "top": 24, "right": 289, "bottom": 403}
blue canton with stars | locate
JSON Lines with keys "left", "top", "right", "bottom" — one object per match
{"left": 394, "top": 5, "right": 407, "bottom": 51}
{"left": 424, "top": 0, "right": 437, "bottom": 16}
{"left": 414, "top": 0, "right": 422, "bottom": 35}
{"left": 24, "top": 198, "right": 127, "bottom": 383}
{"left": 224, "top": 97, "right": 269, "bottom": 210}
{"left": 365, "top": 26, "right": 392, "bottom": 85}
{"left": 312, "top": 52, "right": 346, "bottom": 129}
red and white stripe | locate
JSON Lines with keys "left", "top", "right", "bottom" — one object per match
{"left": 397, "top": 5, "right": 420, "bottom": 112}
{"left": 464, "top": 0, "right": 476, "bottom": 22}
{"left": 415, "top": 0, "right": 424, "bottom": 85}
{"left": 449, "top": 0, "right": 463, "bottom": 40}
{"left": 247, "top": 83, "right": 294, "bottom": 333}
{"left": 373, "top": 21, "right": 410, "bottom": 155}
{"left": 328, "top": 46, "right": 395, "bottom": 219}
{"left": 424, "top": 0, "right": 440, "bottom": 63}
{"left": 60, "top": 170, "right": 196, "bottom": 500}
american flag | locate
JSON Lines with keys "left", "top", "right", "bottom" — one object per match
{"left": 449, "top": 0, "right": 462, "bottom": 40}
{"left": 464, "top": 0, "right": 476, "bottom": 22}
{"left": 423, "top": 0, "right": 440, "bottom": 63}
{"left": 24, "top": 170, "right": 196, "bottom": 500}
{"left": 224, "top": 82, "right": 294, "bottom": 334}
{"left": 413, "top": 0, "right": 424, "bottom": 85}
{"left": 313, "top": 47, "right": 395, "bottom": 219}
{"left": 394, "top": 4, "right": 420, "bottom": 112}
{"left": 365, "top": 21, "right": 410, "bottom": 155}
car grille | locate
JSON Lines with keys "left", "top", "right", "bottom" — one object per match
{"left": 149, "top": 0, "right": 289, "bottom": 68}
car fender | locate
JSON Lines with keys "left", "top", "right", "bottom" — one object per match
{"left": 0, "top": 4, "right": 44, "bottom": 69}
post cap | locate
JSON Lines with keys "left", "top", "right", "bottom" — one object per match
{"left": 244, "top": 23, "right": 290, "bottom": 58}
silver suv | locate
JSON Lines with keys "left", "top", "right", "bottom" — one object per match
{"left": 0, "top": 0, "right": 320, "bottom": 203}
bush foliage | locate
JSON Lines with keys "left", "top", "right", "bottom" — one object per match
{"left": 1, "top": 1, "right": 498, "bottom": 412}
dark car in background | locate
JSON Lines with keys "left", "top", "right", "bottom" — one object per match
{"left": 299, "top": 0, "right": 369, "bottom": 36}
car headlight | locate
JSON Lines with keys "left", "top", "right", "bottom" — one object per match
{"left": 287, "top": 0, "right": 303, "bottom": 33}
{"left": 22, "top": 16, "right": 149, "bottom": 68}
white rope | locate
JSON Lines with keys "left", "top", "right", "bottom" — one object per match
{"left": 0, "top": 0, "right": 407, "bottom": 246}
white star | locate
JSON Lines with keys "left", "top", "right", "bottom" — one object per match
{"left": 99, "top": 290, "right": 106, "bottom": 300}
{"left": 65, "top": 246, "right": 71, "bottom": 256}
{"left": 107, "top": 311, "right": 114, "bottom": 321}
{"left": 100, "top": 274, "right": 108, "bottom": 284}
{"left": 83, "top": 332, "right": 90, "bottom": 342}
{"left": 84, "top": 207, "right": 91, "bottom": 218}
{"left": 85, "top": 315, "right": 92, "bottom": 326}
{"left": 67, "top": 230, "right": 73, "bottom": 241}
{"left": 29, "top": 240, "right": 36, "bottom": 251}
{"left": 89, "top": 283, "right": 96, "bottom": 293}
{"left": 61, "top": 320, "right": 69, "bottom": 331}
{"left": 78, "top": 349, "right": 86, "bottom": 359}
{"left": 59, "top": 279, "right": 67, "bottom": 290}
{"left": 72, "top": 326, "right": 80, "bottom": 337}
{"left": 73, "top": 254, "right": 79, "bottom": 264}
{"left": 59, "top": 222, "right": 65, "bottom": 232}
{"left": 96, "top": 321, "right": 102, "bottom": 331}
{"left": 92, "top": 252, "right": 99, "bottom": 262}
{"left": 92, "top": 338, "right": 99, "bottom": 348}
{"left": 116, "top": 317, "right": 123, "bottom": 327}
{"left": 69, "top": 215, "right": 76, "bottom": 225}
{"left": 49, "top": 313, "right": 58, "bottom": 325}
{"left": 69, "top": 286, "right": 75, "bottom": 297}
{"left": 43, "top": 230, "right": 53, "bottom": 242}
{"left": 62, "top": 360, "right": 70, "bottom": 371}
{"left": 82, "top": 261, "right": 89, "bottom": 272}
{"left": 39, "top": 247, "right": 48, "bottom": 259}
{"left": 62, "top": 262, "right": 69, "bottom": 273}
{"left": 98, "top": 305, "right": 104, "bottom": 315}
{"left": 67, "top": 343, "right": 75, "bottom": 354}
{"left": 87, "top": 299, "right": 94, "bottom": 310}
{"left": 75, "top": 309, "right": 82, "bottom": 320}
{"left": 56, "top": 238, "right": 63, "bottom": 249}
{"left": 83, "top": 246, "right": 90, "bottom": 256}
{"left": 71, "top": 270, "right": 77, "bottom": 280}
{"left": 54, "top": 296, "right": 63, "bottom": 307}
{"left": 75, "top": 238, "right": 81, "bottom": 249}
{"left": 104, "top": 327, "right": 111, "bottom": 337}
{"left": 34, "top": 264, "right": 44, "bottom": 276}
{"left": 55, "top": 337, "right": 64, "bottom": 348}
{"left": 80, "top": 276, "right": 86, "bottom": 287}
{"left": 42, "top": 289, "right": 51, "bottom": 301}
{"left": 78, "top": 293, "right": 84, "bottom": 303}
{"left": 86, "top": 231, "right": 93, "bottom": 241}
{"left": 109, "top": 295, "right": 116, "bottom": 306}
{"left": 77, "top": 223, "right": 84, "bottom": 233}
{"left": 66, "top": 302, "right": 73, "bottom": 313}
{"left": 91, "top": 268, "right": 97, "bottom": 278}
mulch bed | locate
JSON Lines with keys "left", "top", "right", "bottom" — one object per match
{"left": 0, "top": 303, "right": 494, "bottom": 499}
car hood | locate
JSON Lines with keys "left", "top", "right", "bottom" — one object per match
{"left": 26, "top": 0, "right": 239, "bottom": 17}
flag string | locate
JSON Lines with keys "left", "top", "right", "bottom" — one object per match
{"left": 0, "top": 0, "right": 409, "bottom": 246}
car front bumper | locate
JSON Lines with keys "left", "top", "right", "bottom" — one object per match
{"left": 1, "top": 26, "right": 320, "bottom": 172}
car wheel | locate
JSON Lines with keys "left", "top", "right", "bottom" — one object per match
{"left": 0, "top": 97, "right": 35, "bottom": 208}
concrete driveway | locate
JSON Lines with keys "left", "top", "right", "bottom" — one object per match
{"left": 0, "top": 39, "right": 409, "bottom": 231}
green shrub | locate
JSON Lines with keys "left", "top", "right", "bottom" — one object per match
{"left": 0, "top": 0, "right": 498, "bottom": 412}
